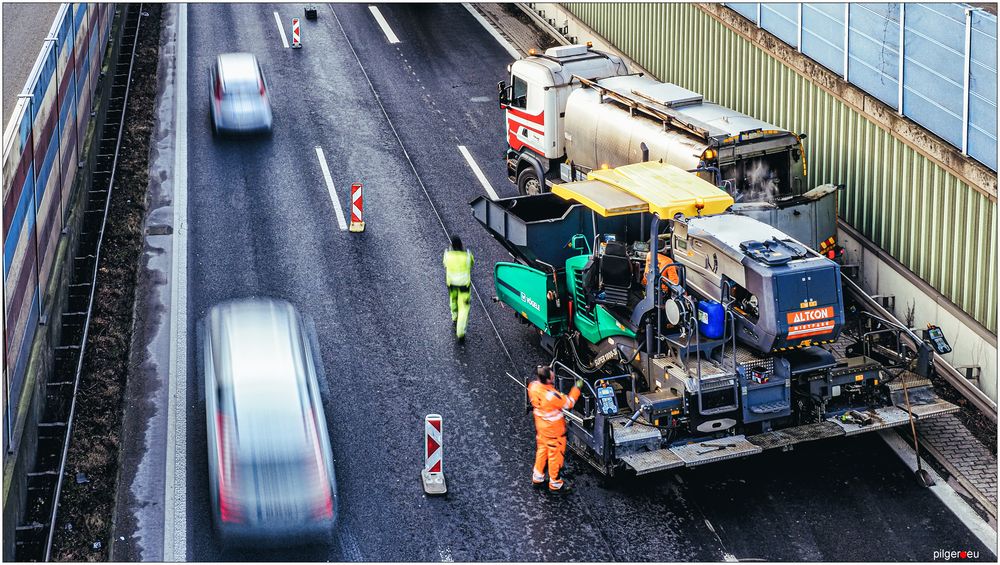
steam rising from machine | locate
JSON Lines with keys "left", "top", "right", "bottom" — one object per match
{"left": 743, "top": 158, "right": 780, "bottom": 202}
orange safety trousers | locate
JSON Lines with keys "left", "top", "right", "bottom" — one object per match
{"left": 533, "top": 434, "right": 567, "bottom": 489}
{"left": 528, "top": 380, "right": 580, "bottom": 490}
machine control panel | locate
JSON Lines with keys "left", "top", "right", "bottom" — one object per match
{"left": 596, "top": 385, "right": 618, "bottom": 415}
{"left": 923, "top": 325, "right": 952, "bottom": 355}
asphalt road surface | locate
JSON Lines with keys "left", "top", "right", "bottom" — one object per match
{"left": 180, "top": 3, "right": 993, "bottom": 561}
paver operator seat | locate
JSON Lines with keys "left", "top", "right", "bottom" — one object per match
{"left": 597, "top": 241, "right": 633, "bottom": 306}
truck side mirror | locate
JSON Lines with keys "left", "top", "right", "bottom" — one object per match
{"left": 497, "top": 81, "right": 509, "bottom": 108}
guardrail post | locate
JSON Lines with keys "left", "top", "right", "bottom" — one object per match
{"left": 18, "top": 93, "right": 44, "bottom": 318}
{"left": 843, "top": 3, "right": 850, "bottom": 81}
{"left": 796, "top": 4, "right": 802, "bottom": 52}
{"left": 44, "top": 37, "right": 67, "bottom": 225}
{"left": 898, "top": 4, "right": 905, "bottom": 115}
{"left": 962, "top": 8, "right": 973, "bottom": 155}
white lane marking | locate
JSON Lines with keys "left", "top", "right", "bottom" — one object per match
{"left": 315, "top": 147, "right": 349, "bottom": 231}
{"left": 331, "top": 7, "right": 522, "bottom": 381}
{"left": 462, "top": 3, "right": 521, "bottom": 60}
{"left": 273, "top": 11, "right": 289, "bottom": 48}
{"left": 457, "top": 145, "right": 499, "bottom": 201}
{"left": 880, "top": 430, "right": 998, "bottom": 553}
{"left": 439, "top": 547, "right": 454, "bottom": 562}
{"left": 164, "top": 3, "right": 188, "bottom": 562}
{"left": 338, "top": 524, "right": 364, "bottom": 560}
{"left": 368, "top": 5, "right": 400, "bottom": 44}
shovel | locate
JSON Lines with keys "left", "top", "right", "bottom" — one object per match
{"left": 901, "top": 375, "right": 935, "bottom": 487}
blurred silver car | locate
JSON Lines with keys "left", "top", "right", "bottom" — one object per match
{"left": 210, "top": 53, "right": 273, "bottom": 135}
{"left": 203, "top": 298, "right": 336, "bottom": 545}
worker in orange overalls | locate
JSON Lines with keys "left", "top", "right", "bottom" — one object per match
{"left": 642, "top": 235, "right": 680, "bottom": 289}
{"left": 528, "top": 365, "right": 582, "bottom": 493}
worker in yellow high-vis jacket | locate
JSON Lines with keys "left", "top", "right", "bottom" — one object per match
{"left": 443, "top": 235, "right": 474, "bottom": 341}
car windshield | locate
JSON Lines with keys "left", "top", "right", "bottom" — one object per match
{"left": 225, "top": 77, "right": 259, "bottom": 95}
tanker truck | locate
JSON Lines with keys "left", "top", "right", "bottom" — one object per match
{"left": 497, "top": 44, "right": 841, "bottom": 256}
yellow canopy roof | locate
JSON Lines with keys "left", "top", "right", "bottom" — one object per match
{"left": 552, "top": 161, "right": 734, "bottom": 218}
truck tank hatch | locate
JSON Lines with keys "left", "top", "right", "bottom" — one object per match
{"left": 545, "top": 44, "right": 590, "bottom": 58}
{"left": 631, "top": 82, "right": 704, "bottom": 108}
{"left": 740, "top": 238, "right": 810, "bottom": 266}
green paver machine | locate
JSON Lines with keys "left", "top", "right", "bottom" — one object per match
{"left": 472, "top": 162, "right": 958, "bottom": 476}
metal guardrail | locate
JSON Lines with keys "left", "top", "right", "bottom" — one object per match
{"left": 42, "top": 6, "right": 145, "bottom": 560}
{"left": 841, "top": 274, "right": 997, "bottom": 422}
{"left": 516, "top": 3, "right": 571, "bottom": 46}
{"left": 11, "top": 5, "right": 143, "bottom": 561}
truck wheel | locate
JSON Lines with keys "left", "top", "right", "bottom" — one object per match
{"left": 517, "top": 167, "right": 543, "bottom": 196}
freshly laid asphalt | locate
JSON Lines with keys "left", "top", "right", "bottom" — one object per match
{"left": 180, "top": 3, "right": 994, "bottom": 561}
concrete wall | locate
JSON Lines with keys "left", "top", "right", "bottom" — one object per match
{"left": 839, "top": 222, "right": 997, "bottom": 401}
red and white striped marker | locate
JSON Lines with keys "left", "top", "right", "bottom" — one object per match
{"left": 291, "top": 18, "right": 302, "bottom": 48}
{"left": 349, "top": 183, "right": 366, "bottom": 233}
{"left": 421, "top": 414, "right": 447, "bottom": 495}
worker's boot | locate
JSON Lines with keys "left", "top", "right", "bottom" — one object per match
{"left": 548, "top": 480, "right": 573, "bottom": 495}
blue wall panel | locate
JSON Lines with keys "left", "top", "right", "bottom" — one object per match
{"left": 847, "top": 3, "right": 900, "bottom": 109}
{"left": 969, "top": 10, "right": 998, "bottom": 170}
{"left": 728, "top": 3, "right": 758, "bottom": 24}
{"left": 802, "top": 3, "right": 846, "bottom": 76}
{"left": 725, "top": 2, "right": 997, "bottom": 171}
{"left": 760, "top": 4, "right": 798, "bottom": 48}
{"left": 903, "top": 3, "right": 965, "bottom": 148}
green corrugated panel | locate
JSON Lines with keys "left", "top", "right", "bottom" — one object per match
{"left": 563, "top": 2, "right": 997, "bottom": 332}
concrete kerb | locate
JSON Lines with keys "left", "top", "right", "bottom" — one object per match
{"left": 1, "top": 8, "right": 126, "bottom": 561}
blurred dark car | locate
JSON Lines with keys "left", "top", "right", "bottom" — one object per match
{"left": 203, "top": 298, "right": 336, "bottom": 545}
{"left": 210, "top": 53, "right": 273, "bottom": 135}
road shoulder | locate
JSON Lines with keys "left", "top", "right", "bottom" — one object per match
{"left": 109, "top": 4, "right": 178, "bottom": 561}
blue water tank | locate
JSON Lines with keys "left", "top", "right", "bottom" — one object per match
{"left": 697, "top": 300, "right": 725, "bottom": 339}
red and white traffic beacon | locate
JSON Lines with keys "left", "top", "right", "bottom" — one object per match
{"left": 421, "top": 414, "right": 447, "bottom": 495}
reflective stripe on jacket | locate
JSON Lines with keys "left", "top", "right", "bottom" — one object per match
{"left": 528, "top": 380, "right": 581, "bottom": 438}
{"left": 443, "top": 249, "right": 474, "bottom": 286}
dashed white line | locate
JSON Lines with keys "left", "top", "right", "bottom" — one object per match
{"left": 462, "top": 3, "right": 521, "bottom": 60}
{"left": 331, "top": 7, "right": 521, "bottom": 381}
{"left": 457, "top": 145, "right": 500, "bottom": 201}
{"left": 315, "top": 147, "right": 349, "bottom": 231}
{"left": 368, "top": 5, "right": 400, "bottom": 44}
{"left": 164, "top": 3, "right": 188, "bottom": 561}
{"left": 273, "top": 11, "right": 289, "bottom": 48}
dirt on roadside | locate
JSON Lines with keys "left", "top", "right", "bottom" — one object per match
{"left": 49, "top": 4, "right": 162, "bottom": 561}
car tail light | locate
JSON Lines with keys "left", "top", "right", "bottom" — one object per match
{"left": 216, "top": 412, "right": 244, "bottom": 523}
{"left": 259, "top": 78, "right": 266, "bottom": 96}
{"left": 304, "top": 409, "right": 333, "bottom": 518}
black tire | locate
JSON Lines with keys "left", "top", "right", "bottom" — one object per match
{"left": 517, "top": 166, "right": 544, "bottom": 196}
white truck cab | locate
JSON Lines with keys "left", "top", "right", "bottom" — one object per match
{"left": 499, "top": 45, "right": 629, "bottom": 192}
